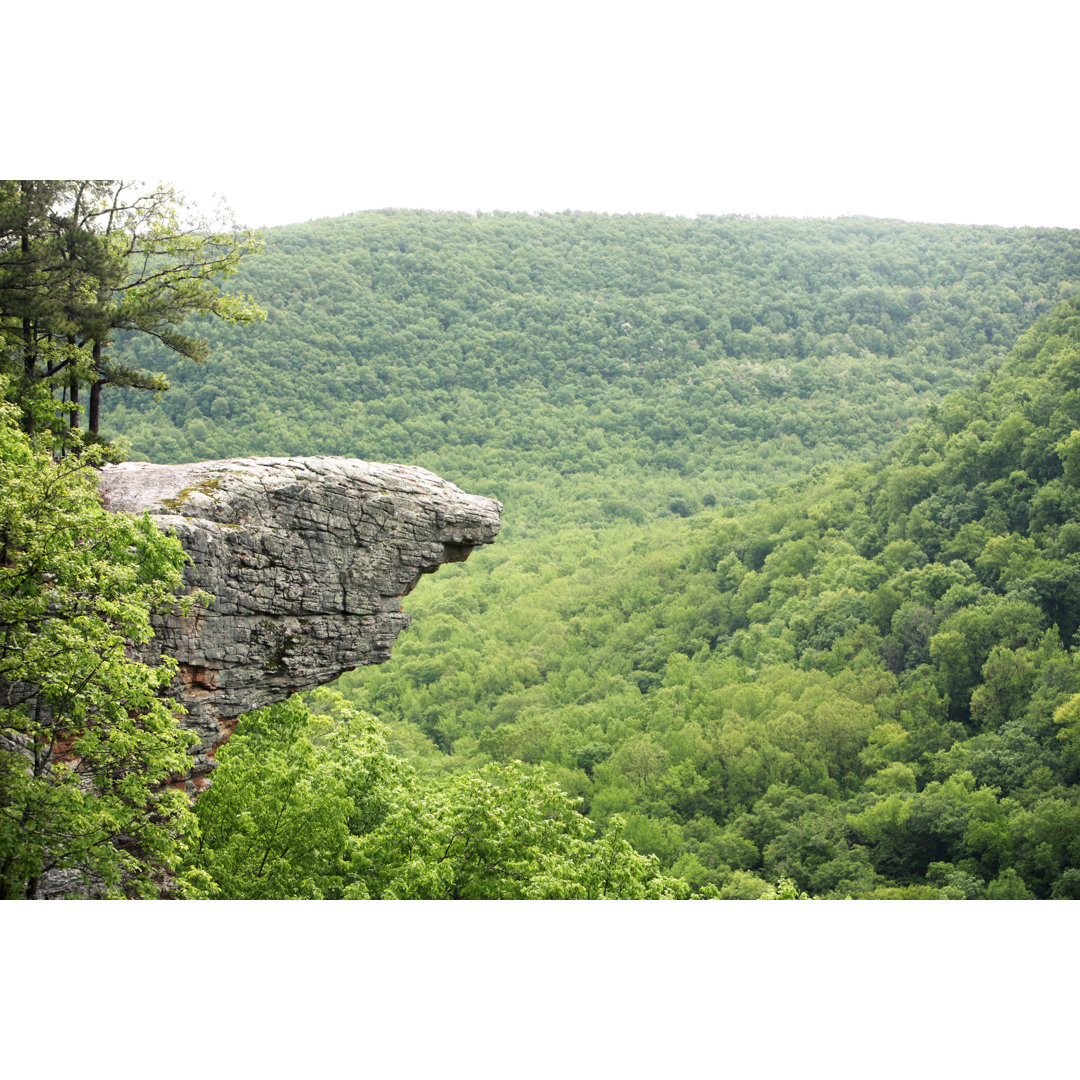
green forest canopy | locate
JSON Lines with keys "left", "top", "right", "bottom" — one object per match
{"left": 114, "top": 212, "right": 1080, "bottom": 897}
{"left": 339, "top": 295, "right": 1080, "bottom": 898}
{"left": 7, "top": 202, "right": 1080, "bottom": 898}
{"left": 106, "top": 210, "right": 1080, "bottom": 532}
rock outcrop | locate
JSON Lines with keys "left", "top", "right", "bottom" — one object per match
{"left": 98, "top": 456, "right": 501, "bottom": 790}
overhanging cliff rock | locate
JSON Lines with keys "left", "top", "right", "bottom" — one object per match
{"left": 98, "top": 456, "right": 501, "bottom": 789}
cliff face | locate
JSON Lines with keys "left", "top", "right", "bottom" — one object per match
{"left": 98, "top": 456, "right": 501, "bottom": 790}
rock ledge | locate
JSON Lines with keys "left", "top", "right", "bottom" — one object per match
{"left": 99, "top": 456, "right": 501, "bottom": 788}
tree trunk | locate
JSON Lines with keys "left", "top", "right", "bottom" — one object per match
{"left": 88, "top": 381, "right": 103, "bottom": 436}
{"left": 67, "top": 336, "right": 80, "bottom": 430}
{"left": 69, "top": 377, "right": 80, "bottom": 430}
{"left": 88, "top": 340, "right": 103, "bottom": 436}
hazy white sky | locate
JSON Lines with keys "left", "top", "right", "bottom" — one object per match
{"left": 20, "top": 1, "right": 1080, "bottom": 230}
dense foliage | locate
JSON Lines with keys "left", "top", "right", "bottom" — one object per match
{"left": 0, "top": 180, "right": 264, "bottom": 898}
{"left": 106, "top": 211, "right": 1080, "bottom": 530}
{"left": 337, "top": 296, "right": 1080, "bottom": 898}
{"left": 0, "top": 180, "right": 262, "bottom": 447}
{"left": 0, "top": 387, "right": 198, "bottom": 898}
{"left": 186, "top": 691, "right": 688, "bottom": 899}
{"left": 8, "top": 202, "right": 1080, "bottom": 899}
{"left": 114, "top": 210, "right": 1080, "bottom": 898}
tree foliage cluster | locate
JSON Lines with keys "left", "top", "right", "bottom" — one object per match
{"left": 0, "top": 180, "right": 261, "bottom": 447}
{"left": 103, "top": 210, "right": 1080, "bottom": 531}
{"left": 336, "top": 296, "right": 1080, "bottom": 899}
{"left": 8, "top": 201, "right": 1080, "bottom": 899}
{"left": 0, "top": 383, "right": 199, "bottom": 898}
{"left": 0, "top": 180, "right": 265, "bottom": 898}
{"left": 185, "top": 690, "right": 688, "bottom": 900}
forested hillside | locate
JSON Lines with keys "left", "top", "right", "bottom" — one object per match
{"left": 339, "top": 296, "right": 1080, "bottom": 898}
{"left": 108, "top": 211, "right": 1080, "bottom": 529}
{"left": 9, "top": 196, "right": 1080, "bottom": 898}
{"left": 103, "top": 210, "right": 1080, "bottom": 898}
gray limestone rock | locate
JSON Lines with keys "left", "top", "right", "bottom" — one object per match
{"left": 98, "top": 456, "right": 501, "bottom": 790}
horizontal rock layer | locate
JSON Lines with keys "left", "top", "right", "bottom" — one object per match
{"left": 99, "top": 456, "right": 501, "bottom": 789}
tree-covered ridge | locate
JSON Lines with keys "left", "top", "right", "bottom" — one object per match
{"left": 107, "top": 211, "right": 1080, "bottom": 528}
{"left": 337, "top": 295, "right": 1080, "bottom": 898}
{"left": 10, "top": 199, "right": 1080, "bottom": 899}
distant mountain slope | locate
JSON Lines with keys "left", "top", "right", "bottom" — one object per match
{"left": 338, "top": 294, "right": 1080, "bottom": 898}
{"left": 106, "top": 211, "right": 1080, "bottom": 529}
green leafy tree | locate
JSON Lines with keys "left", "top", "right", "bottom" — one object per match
{"left": 0, "top": 387, "right": 198, "bottom": 898}
{"left": 0, "top": 180, "right": 263, "bottom": 440}
{"left": 188, "top": 694, "right": 407, "bottom": 899}
{"left": 985, "top": 868, "right": 1034, "bottom": 899}
{"left": 188, "top": 692, "right": 688, "bottom": 899}
{"left": 759, "top": 876, "right": 812, "bottom": 899}
{"left": 0, "top": 180, "right": 106, "bottom": 439}
{"left": 360, "top": 764, "right": 687, "bottom": 900}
